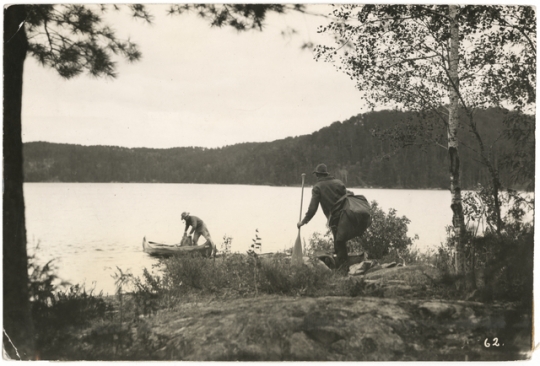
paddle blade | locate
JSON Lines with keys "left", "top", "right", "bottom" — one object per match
{"left": 292, "top": 230, "right": 303, "bottom": 265}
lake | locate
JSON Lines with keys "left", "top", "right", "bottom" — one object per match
{"left": 24, "top": 183, "right": 458, "bottom": 294}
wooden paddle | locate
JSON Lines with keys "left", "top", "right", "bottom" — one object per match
{"left": 292, "top": 173, "right": 306, "bottom": 265}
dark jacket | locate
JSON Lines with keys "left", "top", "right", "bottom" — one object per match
{"left": 301, "top": 175, "right": 347, "bottom": 224}
{"left": 184, "top": 215, "right": 204, "bottom": 234}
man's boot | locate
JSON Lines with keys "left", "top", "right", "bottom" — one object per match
{"left": 334, "top": 239, "right": 349, "bottom": 276}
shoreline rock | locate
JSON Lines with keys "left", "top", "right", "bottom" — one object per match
{"left": 104, "top": 294, "right": 533, "bottom": 361}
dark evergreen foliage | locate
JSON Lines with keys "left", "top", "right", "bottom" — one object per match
{"left": 23, "top": 108, "right": 533, "bottom": 190}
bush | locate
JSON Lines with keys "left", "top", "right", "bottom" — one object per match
{"left": 352, "top": 201, "right": 418, "bottom": 258}
{"left": 28, "top": 255, "right": 112, "bottom": 359}
{"left": 435, "top": 186, "right": 535, "bottom": 304}
{"left": 306, "top": 201, "right": 418, "bottom": 260}
{"left": 138, "top": 252, "right": 336, "bottom": 299}
{"left": 305, "top": 231, "right": 334, "bottom": 256}
{"left": 112, "top": 267, "right": 164, "bottom": 319}
{"left": 158, "top": 253, "right": 258, "bottom": 297}
{"left": 258, "top": 257, "right": 331, "bottom": 296}
{"left": 476, "top": 227, "right": 533, "bottom": 304}
{"left": 379, "top": 246, "right": 422, "bottom": 266}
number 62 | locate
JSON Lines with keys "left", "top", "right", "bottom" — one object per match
{"left": 484, "top": 338, "right": 500, "bottom": 347}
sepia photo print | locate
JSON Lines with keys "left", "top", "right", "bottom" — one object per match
{"left": 3, "top": 2, "right": 536, "bottom": 361}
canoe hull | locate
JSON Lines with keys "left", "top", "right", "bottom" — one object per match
{"left": 142, "top": 237, "right": 212, "bottom": 257}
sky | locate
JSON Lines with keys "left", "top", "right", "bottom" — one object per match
{"left": 21, "top": 4, "right": 369, "bottom": 149}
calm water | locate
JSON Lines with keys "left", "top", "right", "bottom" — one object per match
{"left": 24, "top": 183, "right": 458, "bottom": 293}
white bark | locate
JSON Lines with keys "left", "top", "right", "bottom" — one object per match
{"left": 447, "top": 5, "right": 467, "bottom": 277}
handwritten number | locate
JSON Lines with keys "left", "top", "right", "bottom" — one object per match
{"left": 484, "top": 338, "right": 501, "bottom": 348}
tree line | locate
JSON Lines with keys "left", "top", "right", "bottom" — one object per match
{"left": 23, "top": 108, "right": 532, "bottom": 190}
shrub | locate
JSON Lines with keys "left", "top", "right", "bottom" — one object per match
{"left": 352, "top": 201, "right": 418, "bottom": 258}
{"left": 380, "top": 246, "right": 422, "bottom": 266}
{"left": 157, "top": 253, "right": 258, "bottom": 298}
{"left": 305, "top": 231, "right": 334, "bottom": 256}
{"left": 476, "top": 227, "right": 533, "bottom": 304}
{"left": 306, "top": 201, "right": 418, "bottom": 260}
{"left": 112, "top": 267, "right": 164, "bottom": 319}
{"left": 258, "top": 257, "right": 331, "bottom": 296}
{"left": 462, "top": 184, "right": 533, "bottom": 235}
{"left": 221, "top": 235, "right": 233, "bottom": 256}
{"left": 146, "top": 252, "right": 335, "bottom": 299}
{"left": 28, "top": 255, "right": 112, "bottom": 359}
{"left": 437, "top": 185, "right": 535, "bottom": 303}
{"left": 247, "top": 229, "right": 262, "bottom": 255}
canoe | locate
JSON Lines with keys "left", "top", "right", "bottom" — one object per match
{"left": 142, "top": 237, "right": 212, "bottom": 257}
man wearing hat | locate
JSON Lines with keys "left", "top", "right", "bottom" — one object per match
{"left": 297, "top": 163, "right": 364, "bottom": 273}
{"left": 181, "top": 212, "right": 216, "bottom": 257}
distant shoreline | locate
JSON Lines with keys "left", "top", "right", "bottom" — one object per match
{"left": 22, "top": 182, "right": 533, "bottom": 193}
{"left": 23, "top": 109, "right": 533, "bottom": 193}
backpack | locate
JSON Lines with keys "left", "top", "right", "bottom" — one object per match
{"left": 330, "top": 193, "right": 372, "bottom": 242}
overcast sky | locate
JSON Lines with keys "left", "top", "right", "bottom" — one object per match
{"left": 21, "top": 4, "right": 368, "bottom": 149}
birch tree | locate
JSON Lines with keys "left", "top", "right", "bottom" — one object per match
{"left": 315, "top": 4, "right": 535, "bottom": 285}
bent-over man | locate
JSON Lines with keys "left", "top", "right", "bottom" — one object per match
{"left": 297, "top": 163, "right": 371, "bottom": 273}
{"left": 181, "top": 212, "right": 216, "bottom": 257}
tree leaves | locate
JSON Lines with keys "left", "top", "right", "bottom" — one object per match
{"left": 24, "top": 4, "right": 309, "bottom": 80}
{"left": 25, "top": 4, "right": 148, "bottom": 79}
{"left": 166, "top": 4, "right": 304, "bottom": 32}
{"left": 315, "top": 4, "right": 535, "bottom": 112}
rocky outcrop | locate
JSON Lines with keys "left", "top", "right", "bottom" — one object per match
{"left": 67, "top": 263, "right": 530, "bottom": 361}
{"left": 131, "top": 294, "right": 531, "bottom": 361}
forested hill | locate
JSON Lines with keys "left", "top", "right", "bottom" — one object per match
{"left": 23, "top": 109, "right": 532, "bottom": 189}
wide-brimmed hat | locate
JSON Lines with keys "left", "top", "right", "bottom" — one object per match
{"left": 312, "top": 163, "right": 329, "bottom": 175}
{"left": 181, "top": 212, "right": 190, "bottom": 219}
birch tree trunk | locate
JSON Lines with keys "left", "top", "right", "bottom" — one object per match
{"left": 447, "top": 5, "right": 471, "bottom": 288}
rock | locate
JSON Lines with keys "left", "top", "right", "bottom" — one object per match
{"left": 348, "top": 252, "right": 368, "bottom": 265}
{"left": 144, "top": 296, "right": 416, "bottom": 361}
{"left": 345, "top": 314, "right": 406, "bottom": 357}
{"left": 387, "top": 280, "right": 406, "bottom": 284}
{"left": 382, "top": 285, "right": 413, "bottom": 297}
{"left": 364, "top": 279, "right": 383, "bottom": 284}
{"left": 349, "top": 264, "right": 445, "bottom": 297}
{"left": 304, "top": 327, "right": 344, "bottom": 345}
{"left": 75, "top": 292, "right": 532, "bottom": 361}
{"left": 348, "top": 263, "right": 364, "bottom": 276}
{"left": 445, "top": 333, "right": 470, "bottom": 345}
{"left": 366, "top": 264, "right": 383, "bottom": 273}
{"left": 418, "top": 301, "right": 457, "bottom": 318}
{"left": 381, "top": 262, "right": 397, "bottom": 269}
{"left": 349, "top": 260, "right": 378, "bottom": 276}
{"left": 289, "top": 331, "right": 322, "bottom": 360}
{"left": 303, "top": 257, "right": 332, "bottom": 272}
{"left": 346, "top": 275, "right": 364, "bottom": 284}
{"left": 364, "top": 264, "right": 441, "bottom": 285}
